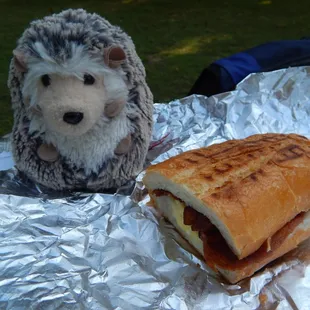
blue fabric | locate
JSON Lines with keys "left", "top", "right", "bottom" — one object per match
{"left": 246, "top": 40, "right": 310, "bottom": 69}
{"left": 213, "top": 40, "right": 310, "bottom": 88}
{"left": 188, "top": 39, "right": 310, "bottom": 97}
{"left": 214, "top": 52, "right": 261, "bottom": 85}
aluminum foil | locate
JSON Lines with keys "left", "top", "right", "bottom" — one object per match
{"left": 1, "top": 66, "right": 310, "bottom": 309}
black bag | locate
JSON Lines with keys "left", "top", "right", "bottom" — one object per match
{"left": 188, "top": 38, "right": 310, "bottom": 97}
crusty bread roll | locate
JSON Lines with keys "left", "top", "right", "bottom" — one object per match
{"left": 143, "top": 133, "right": 310, "bottom": 283}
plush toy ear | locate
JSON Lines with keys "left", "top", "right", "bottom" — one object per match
{"left": 13, "top": 49, "right": 28, "bottom": 73}
{"left": 104, "top": 46, "right": 126, "bottom": 68}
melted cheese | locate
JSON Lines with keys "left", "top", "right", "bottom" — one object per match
{"left": 152, "top": 194, "right": 204, "bottom": 255}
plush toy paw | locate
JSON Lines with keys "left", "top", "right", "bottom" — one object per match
{"left": 104, "top": 99, "right": 126, "bottom": 118}
{"left": 37, "top": 143, "right": 59, "bottom": 162}
{"left": 114, "top": 134, "right": 132, "bottom": 155}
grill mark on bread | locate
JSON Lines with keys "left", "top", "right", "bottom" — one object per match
{"left": 275, "top": 144, "right": 304, "bottom": 163}
{"left": 185, "top": 158, "right": 199, "bottom": 164}
{"left": 189, "top": 135, "right": 288, "bottom": 164}
{"left": 175, "top": 135, "right": 303, "bottom": 169}
{"left": 260, "top": 136, "right": 287, "bottom": 143}
{"left": 210, "top": 144, "right": 264, "bottom": 159}
{"left": 214, "top": 163, "right": 233, "bottom": 173}
{"left": 250, "top": 173, "right": 257, "bottom": 181}
{"left": 201, "top": 174, "right": 213, "bottom": 181}
{"left": 221, "top": 185, "right": 235, "bottom": 200}
{"left": 191, "top": 151, "right": 209, "bottom": 158}
{"left": 198, "top": 144, "right": 275, "bottom": 162}
{"left": 211, "top": 192, "right": 219, "bottom": 199}
{"left": 296, "top": 134, "right": 308, "bottom": 140}
{"left": 191, "top": 143, "right": 260, "bottom": 160}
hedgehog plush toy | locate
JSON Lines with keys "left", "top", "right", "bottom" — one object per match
{"left": 8, "top": 8, "right": 153, "bottom": 192}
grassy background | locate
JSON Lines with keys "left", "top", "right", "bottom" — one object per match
{"left": 0, "top": 0, "right": 309, "bottom": 136}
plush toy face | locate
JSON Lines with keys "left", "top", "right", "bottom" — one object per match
{"left": 35, "top": 74, "right": 109, "bottom": 136}
{"left": 14, "top": 45, "right": 128, "bottom": 137}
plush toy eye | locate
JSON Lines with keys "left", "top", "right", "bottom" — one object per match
{"left": 41, "top": 74, "right": 51, "bottom": 87}
{"left": 84, "top": 74, "right": 95, "bottom": 85}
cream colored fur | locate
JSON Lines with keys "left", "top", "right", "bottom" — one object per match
{"left": 44, "top": 109, "right": 131, "bottom": 175}
{"left": 28, "top": 74, "right": 127, "bottom": 137}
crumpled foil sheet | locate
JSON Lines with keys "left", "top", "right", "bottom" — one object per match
{"left": 1, "top": 66, "right": 310, "bottom": 309}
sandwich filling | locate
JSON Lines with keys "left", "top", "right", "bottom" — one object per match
{"left": 152, "top": 189, "right": 308, "bottom": 271}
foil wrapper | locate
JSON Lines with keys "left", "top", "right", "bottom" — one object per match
{"left": 1, "top": 66, "right": 310, "bottom": 309}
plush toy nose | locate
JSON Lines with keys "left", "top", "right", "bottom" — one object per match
{"left": 63, "top": 112, "right": 84, "bottom": 125}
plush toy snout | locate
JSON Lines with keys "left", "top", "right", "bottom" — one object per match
{"left": 63, "top": 112, "right": 84, "bottom": 125}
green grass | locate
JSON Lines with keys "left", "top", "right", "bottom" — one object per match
{"left": 0, "top": 0, "right": 309, "bottom": 136}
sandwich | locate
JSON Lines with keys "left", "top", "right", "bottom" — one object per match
{"left": 142, "top": 133, "right": 310, "bottom": 283}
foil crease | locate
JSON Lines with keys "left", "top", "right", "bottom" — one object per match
{"left": 1, "top": 66, "right": 310, "bottom": 309}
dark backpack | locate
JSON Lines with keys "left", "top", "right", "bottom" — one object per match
{"left": 188, "top": 38, "right": 310, "bottom": 97}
